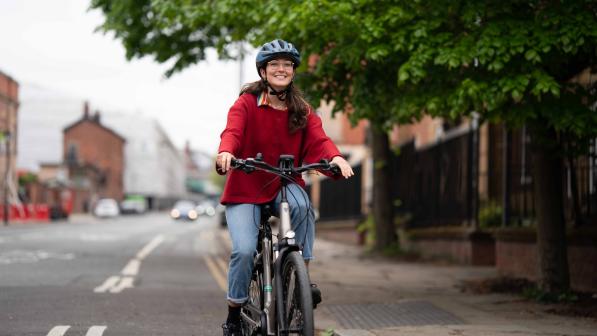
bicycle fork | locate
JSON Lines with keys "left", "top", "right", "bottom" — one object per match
{"left": 262, "top": 235, "right": 276, "bottom": 335}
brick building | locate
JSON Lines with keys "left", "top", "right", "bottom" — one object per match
{"left": 63, "top": 103, "right": 125, "bottom": 212}
{"left": 0, "top": 70, "right": 19, "bottom": 213}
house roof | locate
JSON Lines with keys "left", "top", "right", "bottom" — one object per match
{"left": 63, "top": 118, "right": 126, "bottom": 142}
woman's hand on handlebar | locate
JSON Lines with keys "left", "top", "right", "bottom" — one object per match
{"left": 216, "top": 151, "right": 235, "bottom": 173}
{"left": 331, "top": 156, "right": 354, "bottom": 179}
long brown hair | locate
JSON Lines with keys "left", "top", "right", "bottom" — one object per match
{"left": 240, "top": 80, "right": 309, "bottom": 133}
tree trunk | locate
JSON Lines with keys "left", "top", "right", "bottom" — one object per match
{"left": 529, "top": 126, "right": 570, "bottom": 294}
{"left": 371, "top": 128, "right": 396, "bottom": 250}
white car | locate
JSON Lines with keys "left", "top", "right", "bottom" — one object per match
{"left": 94, "top": 198, "right": 120, "bottom": 218}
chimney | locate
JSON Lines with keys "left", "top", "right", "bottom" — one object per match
{"left": 93, "top": 110, "right": 101, "bottom": 124}
{"left": 83, "top": 101, "right": 90, "bottom": 119}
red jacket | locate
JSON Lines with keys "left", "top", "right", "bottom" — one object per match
{"left": 217, "top": 93, "right": 342, "bottom": 204}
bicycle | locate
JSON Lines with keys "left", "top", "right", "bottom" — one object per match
{"left": 230, "top": 153, "right": 340, "bottom": 336}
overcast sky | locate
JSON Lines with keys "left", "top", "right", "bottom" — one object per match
{"left": 0, "top": 0, "right": 259, "bottom": 155}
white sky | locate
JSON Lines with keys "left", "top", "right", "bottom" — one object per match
{"left": 0, "top": 0, "right": 259, "bottom": 155}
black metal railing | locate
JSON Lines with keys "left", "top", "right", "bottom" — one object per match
{"left": 317, "top": 164, "right": 362, "bottom": 221}
{"left": 392, "top": 123, "right": 597, "bottom": 229}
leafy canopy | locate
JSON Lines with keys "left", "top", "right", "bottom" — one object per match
{"left": 91, "top": 0, "right": 597, "bottom": 135}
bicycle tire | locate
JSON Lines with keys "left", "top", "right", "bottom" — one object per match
{"left": 277, "top": 251, "right": 314, "bottom": 336}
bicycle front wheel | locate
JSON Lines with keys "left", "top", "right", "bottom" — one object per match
{"left": 277, "top": 251, "right": 314, "bottom": 336}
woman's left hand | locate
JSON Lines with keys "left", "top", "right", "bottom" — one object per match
{"left": 331, "top": 156, "right": 354, "bottom": 179}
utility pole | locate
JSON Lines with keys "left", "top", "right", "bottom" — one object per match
{"left": 3, "top": 130, "right": 9, "bottom": 226}
{"left": 239, "top": 42, "right": 245, "bottom": 90}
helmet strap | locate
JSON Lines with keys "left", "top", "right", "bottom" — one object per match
{"left": 261, "top": 77, "right": 293, "bottom": 101}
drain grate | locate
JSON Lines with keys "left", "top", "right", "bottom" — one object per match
{"left": 324, "top": 301, "right": 463, "bottom": 329}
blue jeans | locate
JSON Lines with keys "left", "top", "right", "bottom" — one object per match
{"left": 225, "top": 184, "right": 315, "bottom": 304}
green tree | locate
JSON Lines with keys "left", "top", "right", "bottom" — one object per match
{"left": 369, "top": 1, "right": 596, "bottom": 295}
{"left": 91, "top": 0, "right": 597, "bottom": 294}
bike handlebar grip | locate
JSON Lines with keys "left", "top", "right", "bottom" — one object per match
{"left": 330, "top": 163, "right": 341, "bottom": 175}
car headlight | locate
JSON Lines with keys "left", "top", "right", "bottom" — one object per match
{"left": 206, "top": 207, "right": 215, "bottom": 216}
{"left": 188, "top": 210, "right": 198, "bottom": 220}
{"left": 170, "top": 209, "right": 180, "bottom": 218}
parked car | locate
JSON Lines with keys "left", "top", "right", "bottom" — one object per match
{"left": 93, "top": 198, "right": 120, "bottom": 218}
{"left": 120, "top": 198, "right": 147, "bottom": 214}
{"left": 170, "top": 200, "right": 198, "bottom": 221}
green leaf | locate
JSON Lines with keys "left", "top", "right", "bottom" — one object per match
{"left": 524, "top": 49, "right": 540, "bottom": 62}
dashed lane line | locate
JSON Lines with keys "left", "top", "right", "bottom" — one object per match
{"left": 135, "top": 235, "right": 165, "bottom": 260}
{"left": 94, "top": 234, "right": 164, "bottom": 293}
{"left": 121, "top": 259, "right": 140, "bottom": 276}
{"left": 109, "top": 276, "right": 134, "bottom": 293}
{"left": 46, "top": 326, "right": 107, "bottom": 336}
{"left": 47, "top": 325, "right": 70, "bottom": 336}
{"left": 85, "top": 325, "right": 107, "bottom": 336}
{"left": 94, "top": 275, "right": 120, "bottom": 293}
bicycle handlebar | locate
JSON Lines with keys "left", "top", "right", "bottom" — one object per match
{"left": 231, "top": 153, "right": 341, "bottom": 177}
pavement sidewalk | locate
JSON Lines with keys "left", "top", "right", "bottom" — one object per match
{"left": 310, "top": 237, "right": 597, "bottom": 336}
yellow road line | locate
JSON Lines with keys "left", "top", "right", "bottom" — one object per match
{"left": 215, "top": 256, "right": 228, "bottom": 275}
{"left": 204, "top": 256, "right": 227, "bottom": 292}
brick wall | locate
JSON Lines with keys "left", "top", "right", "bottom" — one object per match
{"left": 64, "top": 120, "right": 125, "bottom": 201}
{"left": 0, "top": 71, "right": 19, "bottom": 204}
{"left": 405, "top": 228, "right": 496, "bottom": 266}
{"left": 495, "top": 229, "right": 597, "bottom": 293}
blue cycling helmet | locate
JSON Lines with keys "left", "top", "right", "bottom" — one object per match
{"left": 255, "top": 39, "right": 301, "bottom": 74}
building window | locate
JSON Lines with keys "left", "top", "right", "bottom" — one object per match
{"left": 66, "top": 143, "right": 79, "bottom": 165}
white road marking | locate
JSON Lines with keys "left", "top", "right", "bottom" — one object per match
{"left": 109, "top": 276, "right": 134, "bottom": 293}
{"left": 85, "top": 325, "right": 107, "bottom": 336}
{"left": 204, "top": 256, "right": 227, "bottom": 292}
{"left": 94, "top": 276, "right": 121, "bottom": 293}
{"left": 47, "top": 325, "right": 70, "bottom": 336}
{"left": 0, "top": 250, "right": 75, "bottom": 265}
{"left": 95, "top": 234, "right": 164, "bottom": 293}
{"left": 136, "top": 235, "right": 164, "bottom": 260}
{"left": 121, "top": 259, "right": 140, "bottom": 276}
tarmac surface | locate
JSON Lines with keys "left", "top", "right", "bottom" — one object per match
{"left": 310, "top": 230, "right": 597, "bottom": 336}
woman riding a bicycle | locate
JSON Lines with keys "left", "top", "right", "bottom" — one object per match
{"left": 216, "top": 39, "right": 353, "bottom": 336}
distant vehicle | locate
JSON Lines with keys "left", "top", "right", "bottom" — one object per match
{"left": 170, "top": 200, "right": 198, "bottom": 221}
{"left": 120, "top": 198, "right": 147, "bottom": 214}
{"left": 196, "top": 200, "right": 216, "bottom": 217}
{"left": 94, "top": 198, "right": 120, "bottom": 218}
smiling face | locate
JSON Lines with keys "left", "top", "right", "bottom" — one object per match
{"left": 259, "top": 57, "right": 295, "bottom": 91}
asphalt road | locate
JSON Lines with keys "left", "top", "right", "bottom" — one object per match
{"left": 0, "top": 213, "right": 230, "bottom": 336}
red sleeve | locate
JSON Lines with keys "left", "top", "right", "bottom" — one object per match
{"left": 218, "top": 95, "right": 249, "bottom": 156}
{"left": 301, "top": 111, "right": 342, "bottom": 164}
{"left": 215, "top": 95, "right": 249, "bottom": 175}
